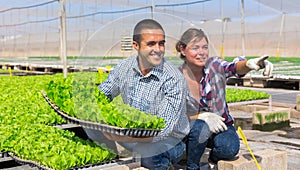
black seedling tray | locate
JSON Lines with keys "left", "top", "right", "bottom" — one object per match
{"left": 42, "top": 92, "right": 161, "bottom": 137}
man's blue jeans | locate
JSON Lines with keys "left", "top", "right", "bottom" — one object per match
{"left": 186, "top": 119, "right": 240, "bottom": 170}
{"left": 120, "top": 137, "right": 185, "bottom": 170}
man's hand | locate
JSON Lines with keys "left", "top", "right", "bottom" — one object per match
{"left": 246, "top": 55, "right": 273, "bottom": 77}
{"left": 197, "top": 112, "right": 227, "bottom": 134}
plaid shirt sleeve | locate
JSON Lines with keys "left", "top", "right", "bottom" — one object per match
{"left": 98, "top": 59, "right": 126, "bottom": 100}
{"left": 153, "top": 73, "right": 189, "bottom": 141}
{"left": 203, "top": 57, "right": 237, "bottom": 125}
{"left": 214, "top": 56, "right": 243, "bottom": 78}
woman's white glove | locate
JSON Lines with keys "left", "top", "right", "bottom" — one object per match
{"left": 197, "top": 112, "right": 228, "bottom": 134}
{"left": 246, "top": 55, "right": 273, "bottom": 77}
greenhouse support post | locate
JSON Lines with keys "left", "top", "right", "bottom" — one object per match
{"left": 276, "top": 13, "right": 285, "bottom": 58}
{"left": 151, "top": 0, "right": 155, "bottom": 19}
{"left": 60, "top": 0, "right": 67, "bottom": 78}
{"left": 241, "top": 0, "right": 245, "bottom": 56}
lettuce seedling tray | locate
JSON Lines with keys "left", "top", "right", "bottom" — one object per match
{"left": 42, "top": 93, "right": 161, "bottom": 137}
{"left": 8, "top": 152, "right": 53, "bottom": 170}
{"left": 8, "top": 152, "right": 135, "bottom": 170}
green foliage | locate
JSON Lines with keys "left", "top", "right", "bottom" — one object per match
{"left": 226, "top": 88, "right": 270, "bottom": 103}
{"left": 110, "top": 95, "right": 166, "bottom": 129}
{"left": 46, "top": 72, "right": 166, "bottom": 130}
{"left": 0, "top": 124, "right": 116, "bottom": 170}
{"left": 265, "top": 112, "right": 289, "bottom": 122}
{"left": 255, "top": 113, "right": 263, "bottom": 125}
{"left": 0, "top": 75, "right": 65, "bottom": 125}
{"left": 0, "top": 73, "right": 116, "bottom": 169}
{"left": 255, "top": 112, "right": 288, "bottom": 126}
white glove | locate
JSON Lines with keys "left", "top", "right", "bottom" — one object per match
{"left": 246, "top": 55, "right": 273, "bottom": 77}
{"left": 262, "top": 59, "right": 273, "bottom": 77}
{"left": 197, "top": 112, "right": 228, "bottom": 134}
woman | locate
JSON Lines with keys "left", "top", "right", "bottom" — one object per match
{"left": 175, "top": 28, "right": 273, "bottom": 170}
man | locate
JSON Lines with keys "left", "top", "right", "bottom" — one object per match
{"left": 99, "top": 19, "right": 190, "bottom": 169}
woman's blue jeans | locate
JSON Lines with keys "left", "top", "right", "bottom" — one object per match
{"left": 186, "top": 119, "right": 240, "bottom": 170}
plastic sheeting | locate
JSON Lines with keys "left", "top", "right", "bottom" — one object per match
{"left": 0, "top": 0, "right": 299, "bottom": 58}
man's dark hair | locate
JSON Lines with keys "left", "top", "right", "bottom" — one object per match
{"left": 133, "top": 19, "right": 165, "bottom": 45}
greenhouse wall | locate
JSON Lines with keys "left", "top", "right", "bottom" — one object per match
{"left": 0, "top": 0, "right": 300, "bottom": 59}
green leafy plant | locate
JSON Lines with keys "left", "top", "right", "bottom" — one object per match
{"left": 226, "top": 88, "right": 270, "bottom": 103}
{"left": 46, "top": 72, "right": 166, "bottom": 130}
{"left": 265, "top": 112, "right": 289, "bottom": 122}
{"left": 255, "top": 113, "right": 263, "bottom": 125}
{"left": 0, "top": 124, "right": 115, "bottom": 170}
{"left": 0, "top": 73, "right": 116, "bottom": 169}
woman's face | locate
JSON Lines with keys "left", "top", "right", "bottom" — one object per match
{"left": 182, "top": 37, "right": 209, "bottom": 68}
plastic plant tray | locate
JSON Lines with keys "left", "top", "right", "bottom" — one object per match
{"left": 7, "top": 152, "right": 128, "bottom": 170}
{"left": 7, "top": 152, "right": 53, "bottom": 170}
{"left": 42, "top": 92, "right": 161, "bottom": 137}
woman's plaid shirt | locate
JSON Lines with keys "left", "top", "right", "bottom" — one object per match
{"left": 184, "top": 56, "right": 244, "bottom": 126}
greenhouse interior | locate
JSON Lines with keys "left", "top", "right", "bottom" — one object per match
{"left": 1, "top": 0, "right": 300, "bottom": 170}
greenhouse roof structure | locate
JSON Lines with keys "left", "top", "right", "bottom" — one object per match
{"left": 0, "top": 0, "right": 300, "bottom": 59}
